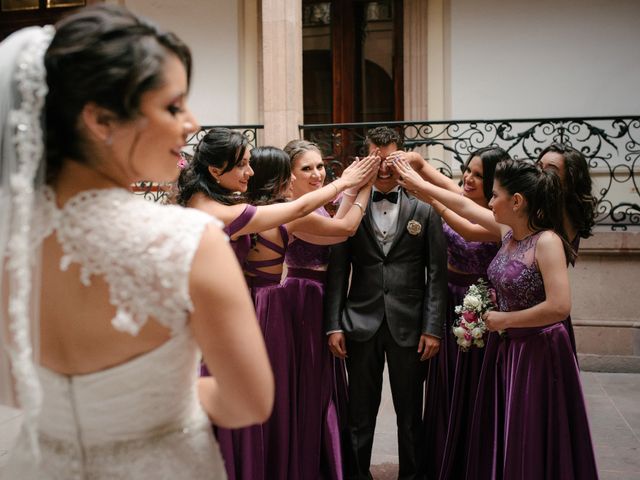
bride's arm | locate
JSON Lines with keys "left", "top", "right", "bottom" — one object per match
{"left": 189, "top": 225, "right": 274, "bottom": 428}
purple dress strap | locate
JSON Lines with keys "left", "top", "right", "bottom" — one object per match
{"left": 224, "top": 204, "right": 258, "bottom": 266}
{"left": 244, "top": 225, "right": 288, "bottom": 287}
{"left": 224, "top": 204, "right": 258, "bottom": 237}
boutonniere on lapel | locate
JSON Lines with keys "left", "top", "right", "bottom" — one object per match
{"left": 406, "top": 219, "right": 422, "bottom": 236}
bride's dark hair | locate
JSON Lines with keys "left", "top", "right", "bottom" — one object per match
{"left": 44, "top": 5, "right": 192, "bottom": 183}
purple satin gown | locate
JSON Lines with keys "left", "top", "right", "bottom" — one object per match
{"left": 477, "top": 230, "right": 598, "bottom": 479}
{"left": 423, "top": 222, "right": 498, "bottom": 480}
{"left": 217, "top": 221, "right": 299, "bottom": 480}
{"left": 465, "top": 233, "right": 584, "bottom": 480}
{"left": 282, "top": 207, "right": 347, "bottom": 480}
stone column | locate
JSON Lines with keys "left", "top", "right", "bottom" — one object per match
{"left": 403, "top": 0, "right": 429, "bottom": 120}
{"left": 260, "top": 0, "right": 303, "bottom": 148}
{"left": 403, "top": 0, "right": 452, "bottom": 170}
{"left": 403, "top": 0, "right": 449, "bottom": 121}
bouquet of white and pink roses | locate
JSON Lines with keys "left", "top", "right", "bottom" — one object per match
{"left": 452, "top": 278, "right": 495, "bottom": 351}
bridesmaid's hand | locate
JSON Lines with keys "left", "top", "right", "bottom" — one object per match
{"left": 418, "top": 334, "right": 440, "bottom": 361}
{"left": 484, "top": 311, "right": 509, "bottom": 331}
{"left": 340, "top": 152, "right": 379, "bottom": 189}
{"left": 387, "top": 150, "right": 424, "bottom": 171}
{"left": 388, "top": 157, "right": 426, "bottom": 195}
{"left": 328, "top": 332, "right": 348, "bottom": 359}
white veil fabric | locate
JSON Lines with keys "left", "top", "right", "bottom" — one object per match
{"left": 0, "top": 25, "right": 55, "bottom": 457}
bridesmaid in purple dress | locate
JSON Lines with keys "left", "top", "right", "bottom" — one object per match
{"left": 237, "top": 146, "right": 374, "bottom": 480}
{"left": 402, "top": 147, "right": 505, "bottom": 479}
{"left": 176, "top": 128, "right": 376, "bottom": 267}
{"left": 537, "top": 143, "right": 597, "bottom": 355}
{"left": 461, "top": 144, "right": 598, "bottom": 479}
{"left": 392, "top": 157, "right": 599, "bottom": 479}
{"left": 176, "top": 130, "right": 376, "bottom": 480}
{"left": 281, "top": 139, "right": 376, "bottom": 480}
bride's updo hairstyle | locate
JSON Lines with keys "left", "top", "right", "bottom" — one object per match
{"left": 176, "top": 127, "right": 250, "bottom": 206}
{"left": 44, "top": 5, "right": 192, "bottom": 183}
{"left": 494, "top": 158, "right": 575, "bottom": 263}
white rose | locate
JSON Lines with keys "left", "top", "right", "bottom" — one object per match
{"left": 460, "top": 339, "right": 472, "bottom": 349}
{"left": 475, "top": 339, "right": 485, "bottom": 348}
{"left": 452, "top": 327, "right": 466, "bottom": 338}
{"left": 463, "top": 295, "right": 482, "bottom": 310}
{"left": 471, "top": 327, "right": 484, "bottom": 339}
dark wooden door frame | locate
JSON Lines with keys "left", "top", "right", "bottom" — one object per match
{"left": 331, "top": 0, "right": 403, "bottom": 124}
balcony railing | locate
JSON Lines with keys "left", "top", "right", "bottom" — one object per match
{"left": 300, "top": 116, "right": 640, "bottom": 230}
{"left": 132, "top": 124, "right": 263, "bottom": 204}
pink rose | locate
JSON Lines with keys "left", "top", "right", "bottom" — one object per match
{"left": 462, "top": 311, "right": 477, "bottom": 323}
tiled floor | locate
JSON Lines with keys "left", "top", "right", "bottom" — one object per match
{"left": 2, "top": 371, "right": 638, "bottom": 478}
{"left": 370, "top": 369, "right": 640, "bottom": 480}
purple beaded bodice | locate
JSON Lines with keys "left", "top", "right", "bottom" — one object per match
{"left": 487, "top": 230, "right": 546, "bottom": 312}
{"left": 284, "top": 207, "right": 331, "bottom": 271}
{"left": 443, "top": 222, "right": 498, "bottom": 275}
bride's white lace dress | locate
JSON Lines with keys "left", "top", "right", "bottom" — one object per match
{"left": 3, "top": 188, "right": 227, "bottom": 479}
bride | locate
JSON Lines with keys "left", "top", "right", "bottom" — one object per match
{"left": 0, "top": 5, "right": 273, "bottom": 479}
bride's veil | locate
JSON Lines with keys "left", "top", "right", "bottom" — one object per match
{"left": 0, "top": 25, "right": 54, "bottom": 457}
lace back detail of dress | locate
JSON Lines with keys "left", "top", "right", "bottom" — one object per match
{"left": 43, "top": 187, "right": 219, "bottom": 335}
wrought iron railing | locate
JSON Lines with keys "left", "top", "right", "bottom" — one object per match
{"left": 132, "top": 124, "right": 263, "bottom": 204}
{"left": 300, "top": 117, "right": 640, "bottom": 230}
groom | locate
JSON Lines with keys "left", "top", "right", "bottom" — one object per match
{"left": 325, "top": 126, "right": 447, "bottom": 480}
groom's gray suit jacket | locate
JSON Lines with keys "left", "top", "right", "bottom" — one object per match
{"left": 324, "top": 189, "right": 447, "bottom": 347}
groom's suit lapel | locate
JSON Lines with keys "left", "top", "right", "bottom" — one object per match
{"left": 362, "top": 199, "right": 385, "bottom": 258}
{"left": 386, "top": 189, "right": 418, "bottom": 257}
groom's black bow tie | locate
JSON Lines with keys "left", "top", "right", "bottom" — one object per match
{"left": 372, "top": 190, "right": 399, "bottom": 204}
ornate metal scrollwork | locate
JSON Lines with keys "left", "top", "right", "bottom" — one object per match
{"left": 301, "top": 117, "right": 640, "bottom": 230}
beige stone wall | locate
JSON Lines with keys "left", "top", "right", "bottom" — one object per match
{"left": 571, "top": 231, "right": 640, "bottom": 371}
